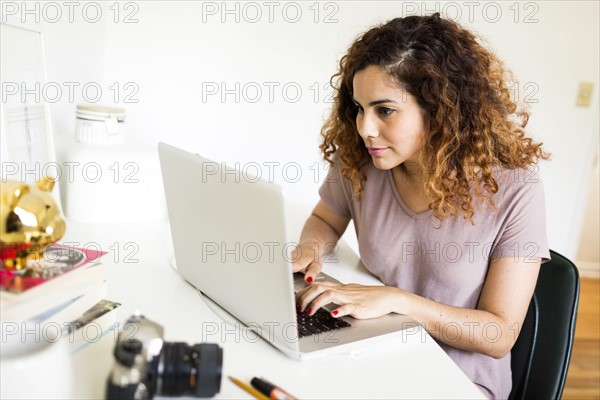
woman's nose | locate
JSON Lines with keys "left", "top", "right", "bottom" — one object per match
{"left": 357, "top": 113, "right": 379, "bottom": 139}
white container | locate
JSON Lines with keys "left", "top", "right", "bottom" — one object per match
{"left": 58, "top": 138, "right": 167, "bottom": 223}
{"left": 75, "top": 104, "right": 125, "bottom": 145}
{"left": 1, "top": 323, "right": 74, "bottom": 399}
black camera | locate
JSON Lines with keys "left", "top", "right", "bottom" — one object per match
{"left": 106, "top": 314, "right": 222, "bottom": 399}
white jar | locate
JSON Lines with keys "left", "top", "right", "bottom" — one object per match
{"left": 1, "top": 323, "right": 74, "bottom": 399}
{"left": 75, "top": 104, "right": 125, "bottom": 145}
{"left": 58, "top": 138, "right": 167, "bottom": 223}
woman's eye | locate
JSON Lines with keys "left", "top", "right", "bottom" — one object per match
{"left": 378, "top": 107, "right": 394, "bottom": 116}
{"left": 354, "top": 103, "right": 363, "bottom": 113}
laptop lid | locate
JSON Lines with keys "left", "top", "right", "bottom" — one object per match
{"left": 158, "top": 142, "right": 300, "bottom": 357}
{"left": 159, "top": 142, "right": 419, "bottom": 360}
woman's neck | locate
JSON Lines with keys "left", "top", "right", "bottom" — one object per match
{"left": 395, "top": 161, "right": 425, "bottom": 188}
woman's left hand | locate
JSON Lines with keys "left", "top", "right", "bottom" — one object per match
{"left": 296, "top": 282, "right": 401, "bottom": 320}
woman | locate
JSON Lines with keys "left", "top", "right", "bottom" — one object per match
{"left": 293, "top": 13, "right": 550, "bottom": 398}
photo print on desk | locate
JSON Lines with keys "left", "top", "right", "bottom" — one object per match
{"left": 0, "top": 244, "right": 107, "bottom": 294}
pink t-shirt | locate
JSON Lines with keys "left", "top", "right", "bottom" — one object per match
{"left": 319, "top": 160, "right": 550, "bottom": 398}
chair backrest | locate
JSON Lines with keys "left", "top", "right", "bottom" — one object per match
{"left": 509, "top": 250, "right": 580, "bottom": 400}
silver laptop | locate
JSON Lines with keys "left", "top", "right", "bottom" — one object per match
{"left": 158, "top": 142, "right": 417, "bottom": 359}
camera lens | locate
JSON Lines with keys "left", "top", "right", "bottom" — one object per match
{"left": 158, "top": 342, "right": 222, "bottom": 397}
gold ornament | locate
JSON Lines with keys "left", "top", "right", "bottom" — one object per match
{"left": 1, "top": 178, "right": 66, "bottom": 270}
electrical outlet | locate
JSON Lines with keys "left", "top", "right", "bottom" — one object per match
{"left": 576, "top": 82, "right": 594, "bottom": 107}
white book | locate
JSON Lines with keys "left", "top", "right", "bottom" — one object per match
{"left": 68, "top": 299, "right": 121, "bottom": 353}
{"left": 70, "top": 301, "right": 122, "bottom": 400}
{"left": 0, "top": 280, "right": 107, "bottom": 323}
{"left": 33, "top": 281, "right": 108, "bottom": 326}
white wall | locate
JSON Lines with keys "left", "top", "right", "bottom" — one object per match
{"left": 1, "top": 1, "right": 109, "bottom": 135}
{"left": 3, "top": 1, "right": 599, "bottom": 260}
{"left": 577, "top": 143, "right": 599, "bottom": 278}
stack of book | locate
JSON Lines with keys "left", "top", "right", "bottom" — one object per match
{"left": 0, "top": 244, "right": 120, "bottom": 347}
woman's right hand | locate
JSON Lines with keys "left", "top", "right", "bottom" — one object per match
{"left": 291, "top": 200, "right": 350, "bottom": 284}
{"left": 291, "top": 242, "right": 323, "bottom": 284}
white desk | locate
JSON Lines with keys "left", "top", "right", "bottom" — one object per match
{"left": 62, "top": 209, "right": 485, "bottom": 400}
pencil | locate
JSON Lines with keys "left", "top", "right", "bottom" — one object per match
{"left": 229, "top": 376, "right": 270, "bottom": 400}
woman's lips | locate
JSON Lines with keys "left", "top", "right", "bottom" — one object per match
{"left": 367, "top": 147, "right": 388, "bottom": 156}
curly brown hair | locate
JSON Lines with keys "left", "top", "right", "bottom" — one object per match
{"left": 320, "top": 13, "right": 548, "bottom": 221}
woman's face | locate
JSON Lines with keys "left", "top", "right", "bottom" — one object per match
{"left": 352, "top": 65, "right": 427, "bottom": 171}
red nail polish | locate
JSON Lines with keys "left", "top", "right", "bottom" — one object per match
{"left": 306, "top": 308, "right": 312, "bottom": 315}
{"left": 306, "top": 276, "right": 313, "bottom": 283}
{"left": 331, "top": 310, "right": 338, "bottom": 316}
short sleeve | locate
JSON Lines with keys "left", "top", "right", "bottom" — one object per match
{"left": 490, "top": 168, "right": 551, "bottom": 263}
{"left": 318, "top": 161, "right": 352, "bottom": 218}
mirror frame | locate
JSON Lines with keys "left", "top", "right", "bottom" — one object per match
{"left": 1, "top": 24, "right": 61, "bottom": 204}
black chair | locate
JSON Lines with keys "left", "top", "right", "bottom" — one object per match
{"left": 509, "top": 250, "right": 580, "bottom": 400}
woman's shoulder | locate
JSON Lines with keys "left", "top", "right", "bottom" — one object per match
{"left": 491, "top": 164, "right": 545, "bottom": 201}
{"left": 493, "top": 164, "right": 544, "bottom": 186}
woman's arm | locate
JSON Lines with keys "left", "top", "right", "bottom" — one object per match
{"left": 398, "top": 256, "right": 540, "bottom": 358}
{"left": 299, "top": 256, "right": 540, "bottom": 358}
{"left": 291, "top": 200, "right": 351, "bottom": 282}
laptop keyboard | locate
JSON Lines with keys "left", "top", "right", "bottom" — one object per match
{"left": 296, "top": 307, "right": 352, "bottom": 338}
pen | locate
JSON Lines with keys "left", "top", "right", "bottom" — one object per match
{"left": 229, "top": 376, "right": 270, "bottom": 400}
{"left": 250, "top": 377, "right": 298, "bottom": 400}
